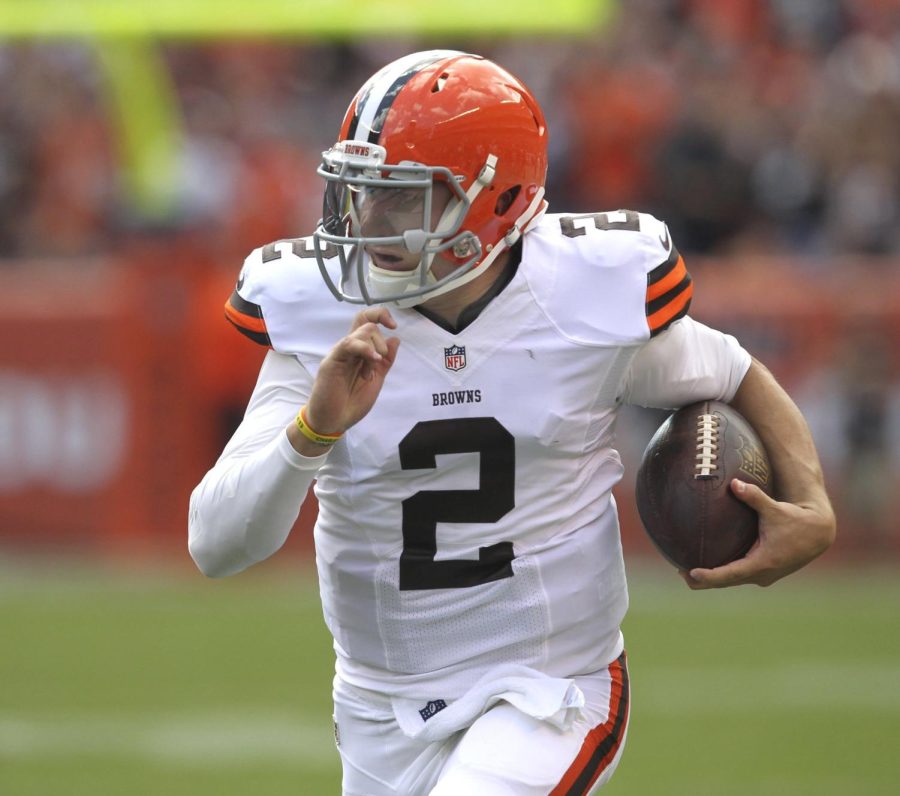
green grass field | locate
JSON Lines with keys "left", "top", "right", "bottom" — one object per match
{"left": 2, "top": 558, "right": 899, "bottom": 795}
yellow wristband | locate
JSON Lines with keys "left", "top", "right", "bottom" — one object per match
{"left": 295, "top": 406, "right": 343, "bottom": 447}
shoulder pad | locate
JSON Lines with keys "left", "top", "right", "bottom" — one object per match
{"left": 224, "top": 237, "right": 354, "bottom": 356}
{"left": 522, "top": 210, "right": 692, "bottom": 344}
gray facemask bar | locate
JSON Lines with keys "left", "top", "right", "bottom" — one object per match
{"left": 312, "top": 154, "right": 483, "bottom": 305}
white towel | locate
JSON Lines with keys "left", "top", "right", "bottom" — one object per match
{"left": 392, "top": 664, "right": 586, "bottom": 743}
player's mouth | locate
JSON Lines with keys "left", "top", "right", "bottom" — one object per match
{"left": 368, "top": 249, "right": 417, "bottom": 272}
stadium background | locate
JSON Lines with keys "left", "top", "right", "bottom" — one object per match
{"left": 1, "top": 1, "right": 899, "bottom": 793}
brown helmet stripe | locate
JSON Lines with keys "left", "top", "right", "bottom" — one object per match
{"left": 347, "top": 51, "right": 463, "bottom": 143}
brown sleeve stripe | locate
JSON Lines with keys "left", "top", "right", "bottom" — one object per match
{"left": 646, "top": 254, "right": 687, "bottom": 302}
{"left": 646, "top": 268, "right": 692, "bottom": 318}
{"left": 646, "top": 243, "right": 680, "bottom": 284}
{"left": 646, "top": 251, "right": 692, "bottom": 336}
{"left": 550, "top": 652, "right": 630, "bottom": 795}
{"left": 224, "top": 291, "right": 271, "bottom": 347}
{"left": 646, "top": 278, "right": 693, "bottom": 336}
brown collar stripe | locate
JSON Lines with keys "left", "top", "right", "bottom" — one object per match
{"left": 224, "top": 291, "right": 271, "bottom": 347}
{"left": 550, "top": 653, "right": 630, "bottom": 796}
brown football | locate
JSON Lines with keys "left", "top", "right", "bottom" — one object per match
{"left": 635, "top": 400, "right": 773, "bottom": 570}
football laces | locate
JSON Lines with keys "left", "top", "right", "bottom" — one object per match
{"left": 694, "top": 413, "right": 720, "bottom": 478}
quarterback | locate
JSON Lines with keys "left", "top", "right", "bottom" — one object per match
{"left": 189, "top": 51, "right": 835, "bottom": 795}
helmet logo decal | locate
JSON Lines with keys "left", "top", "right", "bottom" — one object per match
{"left": 444, "top": 345, "right": 467, "bottom": 371}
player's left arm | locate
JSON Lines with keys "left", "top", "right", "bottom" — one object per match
{"left": 683, "top": 357, "right": 837, "bottom": 589}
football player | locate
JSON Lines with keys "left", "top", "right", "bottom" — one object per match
{"left": 189, "top": 51, "right": 835, "bottom": 795}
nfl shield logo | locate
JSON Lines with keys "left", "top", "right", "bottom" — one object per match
{"left": 418, "top": 699, "right": 448, "bottom": 722}
{"left": 444, "top": 344, "right": 466, "bottom": 371}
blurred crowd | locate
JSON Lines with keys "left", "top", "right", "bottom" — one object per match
{"left": 1, "top": 0, "right": 899, "bottom": 551}
{"left": 2, "top": 0, "right": 900, "bottom": 261}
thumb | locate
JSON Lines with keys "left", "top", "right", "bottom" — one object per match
{"left": 731, "top": 479, "right": 775, "bottom": 513}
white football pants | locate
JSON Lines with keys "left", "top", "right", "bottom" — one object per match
{"left": 332, "top": 653, "right": 629, "bottom": 796}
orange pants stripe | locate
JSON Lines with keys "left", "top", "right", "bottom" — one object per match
{"left": 550, "top": 652, "right": 630, "bottom": 795}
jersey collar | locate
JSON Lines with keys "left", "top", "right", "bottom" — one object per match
{"left": 414, "top": 240, "right": 523, "bottom": 334}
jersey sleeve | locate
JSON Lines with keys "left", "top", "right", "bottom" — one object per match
{"left": 522, "top": 210, "right": 694, "bottom": 346}
{"left": 225, "top": 283, "right": 271, "bottom": 347}
{"left": 223, "top": 242, "right": 283, "bottom": 348}
{"left": 618, "top": 316, "right": 751, "bottom": 409}
{"left": 645, "top": 240, "right": 693, "bottom": 337}
{"left": 188, "top": 350, "right": 325, "bottom": 577}
{"left": 221, "top": 237, "right": 356, "bottom": 358}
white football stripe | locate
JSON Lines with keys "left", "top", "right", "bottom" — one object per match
{"left": 0, "top": 712, "right": 337, "bottom": 764}
{"left": 352, "top": 50, "right": 463, "bottom": 141}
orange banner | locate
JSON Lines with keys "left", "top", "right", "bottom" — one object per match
{"left": 2, "top": 252, "right": 898, "bottom": 560}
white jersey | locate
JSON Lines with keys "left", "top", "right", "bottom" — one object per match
{"left": 191, "top": 210, "right": 750, "bottom": 705}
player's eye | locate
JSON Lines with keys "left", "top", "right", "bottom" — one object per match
{"left": 360, "top": 187, "right": 421, "bottom": 209}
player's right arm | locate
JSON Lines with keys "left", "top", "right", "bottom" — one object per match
{"left": 189, "top": 305, "right": 400, "bottom": 578}
{"left": 188, "top": 350, "right": 327, "bottom": 577}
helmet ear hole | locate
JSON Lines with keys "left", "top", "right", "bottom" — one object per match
{"left": 494, "top": 186, "right": 521, "bottom": 216}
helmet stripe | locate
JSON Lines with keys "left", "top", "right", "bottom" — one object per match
{"left": 348, "top": 50, "right": 464, "bottom": 143}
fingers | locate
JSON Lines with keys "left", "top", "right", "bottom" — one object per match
{"left": 350, "top": 306, "right": 397, "bottom": 333}
{"left": 330, "top": 321, "right": 401, "bottom": 384}
{"left": 341, "top": 336, "right": 384, "bottom": 363}
{"left": 304, "top": 309, "right": 400, "bottom": 438}
{"left": 680, "top": 484, "right": 831, "bottom": 592}
{"left": 730, "top": 479, "right": 776, "bottom": 513}
{"left": 385, "top": 336, "right": 401, "bottom": 360}
{"left": 341, "top": 321, "right": 392, "bottom": 361}
{"left": 362, "top": 336, "right": 400, "bottom": 380}
{"left": 682, "top": 536, "right": 785, "bottom": 590}
{"left": 683, "top": 558, "right": 758, "bottom": 590}
{"left": 340, "top": 309, "right": 399, "bottom": 374}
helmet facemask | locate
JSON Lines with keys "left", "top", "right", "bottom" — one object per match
{"left": 313, "top": 141, "right": 491, "bottom": 308}
{"left": 313, "top": 51, "right": 549, "bottom": 307}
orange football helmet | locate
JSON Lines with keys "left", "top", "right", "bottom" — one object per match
{"left": 313, "top": 50, "right": 549, "bottom": 307}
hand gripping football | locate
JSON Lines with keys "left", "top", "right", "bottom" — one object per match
{"left": 635, "top": 400, "right": 773, "bottom": 570}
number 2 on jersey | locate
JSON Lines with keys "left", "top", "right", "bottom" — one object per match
{"left": 559, "top": 209, "right": 641, "bottom": 237}
{"left": 398, "top": 418, "right": 515, "bottom": 590}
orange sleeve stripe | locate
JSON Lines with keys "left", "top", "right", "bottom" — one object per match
{"left": 646, "top": 256, "right": 686, "bottom": 302}
{"left": 647, "top": 281, "right": 693, "bottom": 332}
{"left": 224, "top": 299, "right": 268, "bottom": 334}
